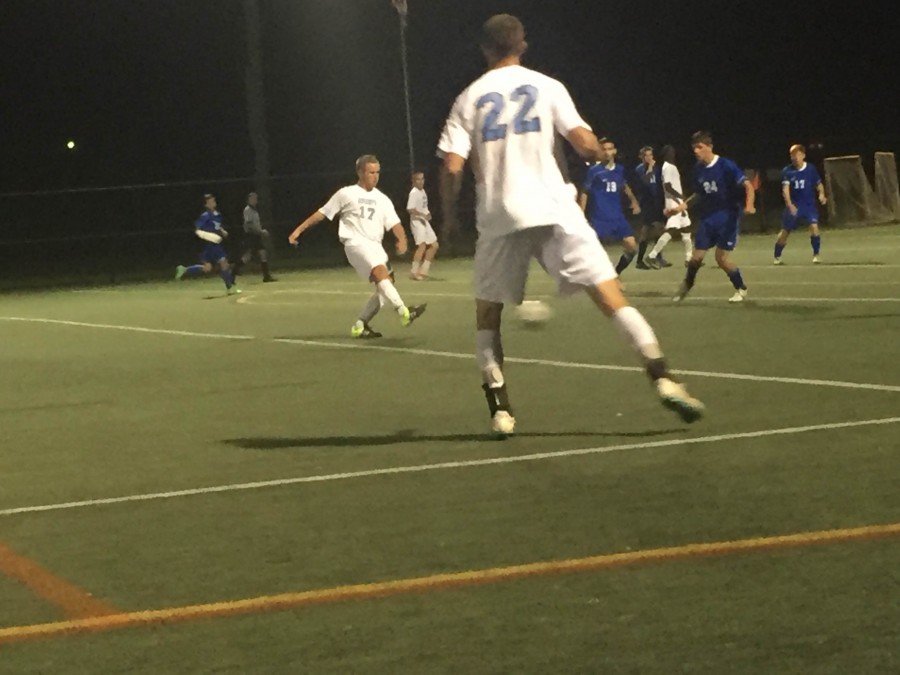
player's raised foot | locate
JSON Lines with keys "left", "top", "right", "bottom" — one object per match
{"left": 350, "top": 322, "right": 382, "bottom": 339}
{"left": 812, "top": 256, "right": 820, "bottom": 264}
{"left": 646, "top": 257, "right": 662, "bottom": 270}
{"left": 491, "top": 410, "right": 516, "bottom": 438}
{"left": 175, "top": 265, "right": 187, "bottom": 281}
{"left": 400, "top": 303, "right": 427, "bottom": 327}
{"left": 635, "top": 259, "right": 651, "bottom": 270}
{"left": 657, "top": 256, "right": 673, "bottom": 268}
{"left": 728, "top": 288, "right": 748, "bottom": 303}
{"left": 672, "top": 281, "right": 690, "bottom": 302}
{"left": 227, "top": 286, "right": 242, "bottom": 295}
{"left": 773, "top": 258, "right": 783, "bottom": 265}
{"left": 656, "top": 377, "right": 705, "bottom": 424}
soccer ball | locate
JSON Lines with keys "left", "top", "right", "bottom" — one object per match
{"left": 515, "top": 300, "right": 553, "bottom": 327}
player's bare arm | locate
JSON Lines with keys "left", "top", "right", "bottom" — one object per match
{"left": 288, "top": 210, "right": 327, "bottom": 245}
{"left": 439, "top": 154, "right": 465, "bottom": 236}
{"left": 577, "top": 191, "right": 588, "bottom": 212}
{"left": 782, "top": 183, "right": 797, "bottom": 215}
{"left": 391, "top": 223, "right": 408, "bottom": 255}
{"left": 817, "top": 183, "right": 827, "bottom": 205}
{"left": 623, "top": 184, "right": 641, "bottom": 214}
{"left": 744, "top": 181, "right": 756, "bottom": 214}
{"left": 664, "top": 182, "right": 684, "bottom": 202}
{"left": 566, "top": 127, "right": 602, "bottom": 162}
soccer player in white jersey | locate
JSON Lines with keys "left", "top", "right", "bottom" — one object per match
{"left": 647, "top": 145, "right": 694, "bottom": 267}
{"left": 288, "top": 155, "right": 426, "bottom": 338}
{"left": 407, "top": 171, "right": 439, "bottom": 279}
{"left": 438, "top": 14, "right": 704, "bottom": 436}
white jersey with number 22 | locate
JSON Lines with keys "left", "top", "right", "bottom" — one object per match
{"left": 438, "top": 64, "right": 590, "bottom": 240}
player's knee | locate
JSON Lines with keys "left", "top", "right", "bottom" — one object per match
{"left": 476, "top": 300, "right": 502, "bottom": 330}
{"left": 430, "top": 241, "right": 439, "bottom": 252}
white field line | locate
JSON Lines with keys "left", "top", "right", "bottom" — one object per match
{"left": 2, "top": 316, "right": 898, "bottom": 393}
{"left": 237, "top": 288, "right": 900, "bottom": 304}
{"left": 2, "top": 416, "right": 898, "bottom": 518}
{"left": 0, "top": 317, "right": 253, "bottom": 340}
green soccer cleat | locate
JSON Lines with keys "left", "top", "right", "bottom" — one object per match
{"left": 227, "top": 286, "right": 242, "bottom": 295}
{"left": 656, "top": 378, "right": 705, "bottom": 423}
{"left": 175, "top": 265, "right": 187, "bottom": 281}
{"left": 400, "top": 303, "right": 427, "bottom": 327}
{"left": 350, "top": 323, "right": 382, "bottom": 339}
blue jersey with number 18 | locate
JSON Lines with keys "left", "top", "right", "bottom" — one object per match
{"left": 438, "top": 64, "right": 590, "bottom": 240}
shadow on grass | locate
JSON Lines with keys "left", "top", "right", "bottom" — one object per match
{"left": 224, "top": 427, "right": 683, "bottom": 450}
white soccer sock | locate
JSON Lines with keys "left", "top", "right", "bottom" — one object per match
{"left": 611, "top": 306, "right": 663, "bottom": 362}
{"left": 649, "top": 232, "right": 672, "bottom": 259}
{"left": 681, "top": 232, "right": 693, "bottom": 260}
{"left": 359, "top": 293, "right": 383, "bottom": 323}
{"left": 411, "top": 260, "right": 420, "bottom": 274}
{"left": 420, "top": 260, "right": 431, "bottom": 276}
{"left": 376, "top": 279, "right": 405, "bottom": 312}
{"left": 476, "top": 329, "right": 504, "bottom": 383}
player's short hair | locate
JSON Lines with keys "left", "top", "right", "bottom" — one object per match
{"left": 789, "top": 144, "right": 806, "bottom": 154}
{"left": 247, "top": 191, "right": 257, "bottom": 199}
{"left": 639, "top": 145, "right": 654, "bottom": 156}
{"left": 203, "top": 193, "right": 215, "bottom": 203}
{"left": 355, "top": 154, "right": 380, "bottom": 173}
{"left": 598, "top": 137, "right": 615, "bottom": 147}
{"left": 661, "top": 145, "right": 676, "bottom": 162}
{"left": 481, "top": 14, "right": 527, "bottom": 59}
{"left": 411, "top": 169, "right": 424, "bottom": 179}
{"left": 691, "top": 130, "right": 713, "bottom": 147}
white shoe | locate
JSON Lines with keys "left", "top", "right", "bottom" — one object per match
{"left": 491, "top": 410, "right": 516, "bottom": 437}
{"left": 812, "top": 256, "right": 820, "bottom": 264}
{"left": 728, "top": 289, "right": 748, "bottom": 303}
{"left": 773, "top": 258, "right": 783, "bottom": 265}
{"left": 656, "top": 378, "right": 705, "bottom": 423}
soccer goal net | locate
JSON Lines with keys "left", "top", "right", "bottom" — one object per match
{"left": 824, "top": 154, "right": 899, "bottom": 226}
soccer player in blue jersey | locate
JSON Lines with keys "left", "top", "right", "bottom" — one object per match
{"left": 631, "top": 146, "right": 669, "bottom": 269}
{"left": 671, "top": 131, "right": 755, "bottom": 303}
{"left": 174, "top": 194, "right": 240, "bottom": 294}
{"left": 578, "top": 138, "right": 642, "bottom": 276}
{"left": 774, "top": 144, "right": 827, "bottom": 264}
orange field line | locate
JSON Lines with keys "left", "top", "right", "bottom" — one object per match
{"left": 0, "top": 542, "right": 118, "bottom": 621}
{"left": 1, "top": 521, "right": 899, "bottom": 646}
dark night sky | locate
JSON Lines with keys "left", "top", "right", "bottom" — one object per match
{"left": 2, "top": 0, "right": 898, "bottom": 192}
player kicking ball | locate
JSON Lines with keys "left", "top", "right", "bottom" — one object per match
{"left": 439, "top": 14, "right": 704, "bottom": 436}
{"left": 288, "top": 155, "right": 426, "bottom": 338}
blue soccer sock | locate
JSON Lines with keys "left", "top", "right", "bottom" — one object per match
{"left": 774, "top": 242, "right": 785, "bottom": 258}
{"left": 220, "top": 269, "right": 234, "bottom": 289}
{"left": 615, "top": 251, "right": 636, "bottom": 275}
{"left": 184, "top": 264, "right": 204, "bottom": 276}
{"left": 811, "top": 235, "right": 821, "bottom": 255}
{"left": 726, "top": 268, "right": 746, "bottom": 290}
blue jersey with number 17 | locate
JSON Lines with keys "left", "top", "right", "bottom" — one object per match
{"left": 782, "top": 163, "right": 821, "bottom": 208}
{"left": 692, "top": 156, "right": 747, "bottom": 219}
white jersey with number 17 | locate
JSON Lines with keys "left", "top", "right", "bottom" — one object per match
{"left": 438, "top": 64, "right": 590, "bottom": 240}
{"left": 319, "top": 185, "right": 400, "bottom": 245}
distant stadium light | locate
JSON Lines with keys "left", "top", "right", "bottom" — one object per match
{"left": 66, "top": 140, "right": 76, "bottom": 150}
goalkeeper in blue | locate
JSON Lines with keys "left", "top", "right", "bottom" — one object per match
{"left": 175, "top": 194, "right": 240, "bottom": 294}
{"left": 774, "top": 144, "right": 827, "bottom": 264}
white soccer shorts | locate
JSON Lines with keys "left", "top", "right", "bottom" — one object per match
{"left": 473, "top": 222, "right": 617, "bottom": 305}
{"left": 410, "top": 220, "right": 438, "bottom": 246}
{"left": 342, "top": 239, "right": 389, "bottom": 281}
{"left": 665, "top": 211, "right": 692, "bottom": 230}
